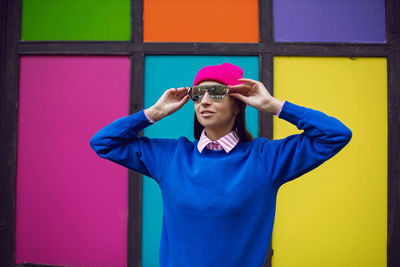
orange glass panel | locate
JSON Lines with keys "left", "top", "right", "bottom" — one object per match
{"left": 143, "top": 0, "right": 259, "bottom": 42}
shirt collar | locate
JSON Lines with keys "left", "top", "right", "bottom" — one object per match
{"left": 197, "top": 129, "right": 239, "bottom": 153}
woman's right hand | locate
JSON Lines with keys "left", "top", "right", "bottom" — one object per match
{"left": 145, "top": 87, "right": 189, "bottom": 122}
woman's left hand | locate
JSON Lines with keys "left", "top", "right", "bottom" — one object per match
{"left": 228, "top": 78, "right": 284, "bottom": 115}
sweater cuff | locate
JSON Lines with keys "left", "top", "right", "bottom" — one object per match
{"left": 276, "top": 101, "right": 307, "bottom": 127}
{"left": 126, "top": 109, "right": 154, "bottom": 130}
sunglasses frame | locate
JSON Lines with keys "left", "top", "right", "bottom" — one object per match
{"left": 187, "top": 84, "right": 230, "bottom": 103}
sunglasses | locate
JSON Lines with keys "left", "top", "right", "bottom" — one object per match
{"left": 187, "top": 84, "right": 229, "bottom": 103}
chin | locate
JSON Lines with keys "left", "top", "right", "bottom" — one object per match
{"left": 197, "top": 119, "right": 213, "bottom": 128}
{"left": 201, "top": 121, "right": 222, "bottom": 130}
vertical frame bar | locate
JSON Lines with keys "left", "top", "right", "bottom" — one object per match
{"left": 0, "top": 0, "right": 20, "bottom": 266}
{"left": 259, "top": 53, "right": 273, "bottom": 141}
{"left": 387, "top": 47, "right": 400, "bottom": 267}
{"left": 128, "top": 52, "right": 145, "bottom": 267}
{"left": 387, "top": 0, "right": 400, "bottom": 265}
{"left": 0, "top": 0, "right": 5, "bottom": 84}
{"left": 259, "top": 0, "right": 274, "bottom": 265}
{"left": 260, "top": 53, "right": 274, "bottom": 267}
{"left": 132, "top": 0, "right": 143, "bottom": 44}
{"left": 128, "top": 1, "right": 144, "bottom": 266}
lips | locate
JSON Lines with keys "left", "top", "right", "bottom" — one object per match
{"left": 200, "top": 110, "right": 215, "bottom": 114}
{"left": 200, "top": 110, "right": 215, "bottom": 117}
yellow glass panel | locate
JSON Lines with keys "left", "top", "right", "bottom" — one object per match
{"left": 272, "top": 57, "right": 387, "bottom": 267}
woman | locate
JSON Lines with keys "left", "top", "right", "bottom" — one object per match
{"left": 89, "top": 63, "right": 352, "bottom": 267}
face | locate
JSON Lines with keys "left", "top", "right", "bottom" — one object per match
{"left": 194, "top": 81, "right": 240, "bottom": 130}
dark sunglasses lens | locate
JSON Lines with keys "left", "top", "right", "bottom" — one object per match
{"left": 206, "top": 85, "right": 228, "bottom": 101}
{"left": 188, "top": 85, "right": 228, "bottom": 102}
{"left": 188, "top": 86, "right": 204, "bottom": 102}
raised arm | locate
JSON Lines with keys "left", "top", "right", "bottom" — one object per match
{"left": 89, "top": 87, "right": 189, "bottom": 181}
{"left": 229, "top": 78, "right": 352, "bottom": 188}
{"left": 260, "top": 101, "right": 352, "bottom": 188}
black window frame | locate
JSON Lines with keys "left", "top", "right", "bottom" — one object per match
{"left": 1, "top": 0, "right": 399, "bottom": 266}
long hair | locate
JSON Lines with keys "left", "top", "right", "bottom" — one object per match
{"left": 194, "top": 99, "right": 253, "bottom": 142}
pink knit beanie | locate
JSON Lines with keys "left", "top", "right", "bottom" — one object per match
{"left": 192, "top": 63, "right": 245, "bottom": 86}
{"left": 192, "top": 62, "right": 247, "bottom": 109}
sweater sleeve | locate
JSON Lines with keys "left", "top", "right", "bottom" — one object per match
{"left": 260, "top": 101, "right": 352, "bottom": 188}
{"left": 89, "top": 109, "right": 174, "bottom": 183}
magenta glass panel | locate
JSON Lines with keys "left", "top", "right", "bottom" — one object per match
{"left": 16, "top": 55, "right": 130, "bottom": 267}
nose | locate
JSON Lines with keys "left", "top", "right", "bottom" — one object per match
{"left": 200, "top": 91, "right": 212, "bottom": 105}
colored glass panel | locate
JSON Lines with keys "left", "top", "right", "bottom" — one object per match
{"left": 272, "top": 57, "right": 387, "bottom": 266}
{"left": 21, "top": 0, "right": 130, "bottom": 41}
{"left": 16, "top": 55, "right": 130, "bottom": 267}
{"left": 142, "top": 55, "right": 259, "bottom": 266}
{"left": 143, "top": 0, "right": 259, "bottom": 42}
{"left": 273, "top": 0, "right": 386, "bottom": 43}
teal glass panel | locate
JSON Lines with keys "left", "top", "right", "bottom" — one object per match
{"left": 142, "top": 55, "right": 259, "bottom": 266}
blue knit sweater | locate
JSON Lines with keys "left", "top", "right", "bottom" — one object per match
{"left": 89, "top": 101, "right": 352, "bottom": 267}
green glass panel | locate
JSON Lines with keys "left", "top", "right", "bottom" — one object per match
{"left": 21, "top": 0, "right": 130, "bottom": 41}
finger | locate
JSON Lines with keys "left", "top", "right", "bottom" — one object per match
{"left": 229, "top": 84, "right": 251, "bottom": 92}
{"left": 238, "top": 77, "right": 257, "bottom": 83}
{"left": 165, "top": 88, "right": 177, "bottom": 95}
{"left": 178, "top": 87, "right": 189, "bottom": 97}
{"left": 176, "top": 86, "right": 187, "bottom": 92}
{"left": 178, "top": 95, "right": 189, "bottom": 106}
{"left": 229, "top": 87, "right": 252, "bottom": 96}
{"left": 175, "top": 91, "right": 186, "bottom": 99}
{"left": 228, "top": 84, "right": 251, "bottom": 92}
{"left": 173, "top": 87, "right": 187, "bottom": 96}
{"left": 164, "top": 89, "right": 174, "bottom": 98}
{"left": 178, "top": 91, "right": 188, "bottom": 98}
{"left": 229, "top": 83, "right": 251, "bottom": 88}
{"left": 168, "top": 87, "right": 185, "bottom": 96}
{"left": 229, "top": 92, "right": 248, "bottom": 103}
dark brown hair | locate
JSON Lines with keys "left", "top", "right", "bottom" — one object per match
{"left": 194, "top": 99, "right": 254, "bottom": 142}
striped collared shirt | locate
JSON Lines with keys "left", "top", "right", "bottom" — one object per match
{"left": 197, "top": 129, "right": 239, "bottom": 153}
